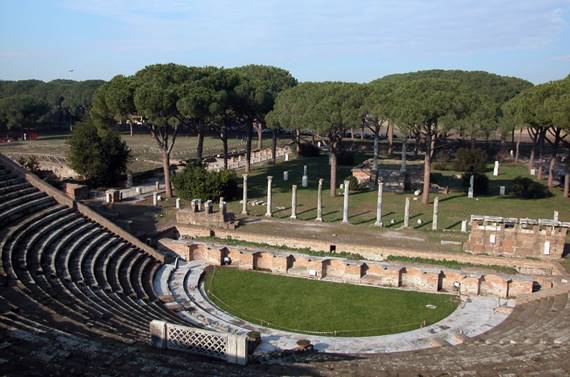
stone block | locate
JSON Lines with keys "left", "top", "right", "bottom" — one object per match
{"left": 239, "top": 252, "right": 254, "bottom": 270}
{"left": 65, "top": 183, "right": 89, "bottom": 200}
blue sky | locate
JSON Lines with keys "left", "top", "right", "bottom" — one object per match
{"left": 1, "top": 0, "right": 569, "bottom": 84}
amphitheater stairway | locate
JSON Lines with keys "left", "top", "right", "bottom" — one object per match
{"left": 0, "top": 164, "right": 190, "bottom": 348}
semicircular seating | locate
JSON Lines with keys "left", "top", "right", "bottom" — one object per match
{"left": 1, "top": 162, "right": 570, "bottom": 376}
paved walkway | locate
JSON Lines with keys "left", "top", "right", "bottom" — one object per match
{"left": 154, "top": 260, "right": 515, "bottom": 354}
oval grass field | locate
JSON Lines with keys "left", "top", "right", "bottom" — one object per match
{"left": 204, "top": 267, "right": 459, "bottom": 337}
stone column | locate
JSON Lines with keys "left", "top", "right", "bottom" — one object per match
{"left": 342, "top": 180, "right": 350, "bottom": 224}
{"left": 554, "top": 211, "right": 559, "bottom": 222}
{"left": 461, "top": 220, "right": 468, "bottom": 233}
{"left": 283, "top": 171, "right": 288, "bottom": 181}
{"left": 241, "top": 174, "right": 248, "bottom": 215}
{"left": 152, "top": 192, "right": 158, "bottom": 206}
{"left": 468, "top": 174, "right": 474, "bottom": 198}
{"left": 265, "top": 176, "right": 273, "bottom": 217}
{"left": 374, "top": 182, "right": 384, "bottom": 227}
{"left": 316, "top": 178, "right": 323, "bottom": 222}
{"left": 302, "top": 165, "right": 308, "bottom": 187}
{"left": 432, "top": 197, "right": 439, "bottom": 231}
{"left": 290, "top": 185, "right": 297, "bottom": 219}
{"left": 155, "top": 181, "right": 160, "bottom": 191}
{"left": 176, "top": 198, "right": 181, "bottom": 209}
{"left": 403, "top": 197, "right": 410, "bottom": 228}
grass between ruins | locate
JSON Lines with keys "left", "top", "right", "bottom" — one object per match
{"left": 385, "top": 256, "right": 519, "bottom": 275}
{"left": 204, "top": 267, "right": 459, "bottom": 337}
{"left": 196, "top": 236, "right": 519, "bottom": 274}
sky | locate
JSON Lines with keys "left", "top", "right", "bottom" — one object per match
{"left": 1, "top": 0, "right": 569, "bottom": 84}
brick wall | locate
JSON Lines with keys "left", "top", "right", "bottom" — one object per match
{"left": 179, "top": 240, "right": 540, "bottom": 298}
{"left": 176, "top": 224, "right": 562, "bottom": 275}
{"left": 466, "top": 222, "right": 567, "bottom": 260}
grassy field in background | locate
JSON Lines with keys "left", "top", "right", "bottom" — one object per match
{"left": 204, "top": 267, "right": 459, "bottom": 337}
{"left": 223, "top": 154, "right": 569, "bottom": 231}
{"left": 0, "top": 132, "right": 283, "bottom": 173}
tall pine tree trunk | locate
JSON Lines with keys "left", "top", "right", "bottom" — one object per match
{"left": 515, "top": 129, "right": 521, "bottom": 162}
{"left": 387, "top": 123, "right": 394, "bottom": 155}
{"left": 256, "top": 122, "right": 263, "bottom": 150}
{"left": 421, "top": 153, "right": 431, "bottom": 205}
{"left": 161, "top": 149, "right": 172, "bottom": 198}
{"left": 271, "top": 129, "right": 277, "bottom": 165}
{"left": 196, "top": 122, "right": 204, "bottom": 162}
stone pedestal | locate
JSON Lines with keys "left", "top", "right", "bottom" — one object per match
{"left": 374, "top": 182, "right": 384, "bottom": 227}
{"left": 283, "top": 171, "right": 288, "bottom": 181}
{"left": 290, "top": 185, "right": 297, "bottom": 219}
{"left": 342, "top": 180, "right": 350, "bottom": 224}
{"left": 242, "top": 174, "right": 248, "bottom": 215}
{"left": 265, "top": 176, "right": 273, "bottom": 217}
{"left": 316, "top": 178, "right": 323, "bottom": 222}
{"left": 152, "top": 192, "right": 158, "bottom": 206}
{"left": 432, "top": 197, "right": 439, "bottom": 231}
{"left": 499, "top": 186, "right": 506, "bottom": 196}
{"left": 176, "top": 198, "right": 181, "bottom": 209}
{"left": 461, "top": 220, "right": 468, "bottom": 233}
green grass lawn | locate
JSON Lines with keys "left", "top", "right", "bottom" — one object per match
{"left": 223, "top": 154, "right": 569, "bottom": 231}
{"left": 204, "top": 267, "right": 459, "bottom": 337}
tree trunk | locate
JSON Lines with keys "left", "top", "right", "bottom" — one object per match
{"left": 537, "top": 129, "right": 546, "bottom": 179}
{"left": 421, "top": 153, "right": 431, "bottom": 205}
{"left": 515, "top": 130, "right": 521, "bottom": 162}
{"left": 295, "top": 129, "right": 301, "bottom": 156}
{"left": 271, "top": 129, "right": 277, "bottom": 165}
{"left": 360, "top": 127, "right": 364, "bottom": 139}
{"left": 161, "top": 149, "right": 172, "bottom": 198}
{"left": 547, "top": 155, "right": 556, "bottom": 189}
{"left": 129, "top": 123, "right": 133, "bottom": 137}
{"left": 414, "top": 133, "right": 420, "bottom": 158}
{"left": 350, "top": 128, "right": 355, "bottom": 141}
{"left": 256, "top": 122, "right": 263, "bottom": 150}
{"left": 387, "top": 123, "right": 394, "bottom": 155}
{"left": 564, "top": 171, "right": 569, "bottom": 198}
{"left": 330, "top": 151, "right": 337, "bottom": 197}
{"left": 196, "top": 123, "right": 204, "bottom": 162}
{"left": 245, "top": 122, "right": 252, "bottom": 173}
{"left": 222, "top": 124, "right": 228, "bottom": 170}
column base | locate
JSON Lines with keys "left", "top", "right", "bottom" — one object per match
{"left": 265, "top": 213, "right": 272, "bottom": 217}
{"left": 315, "top": 217, "right": 323, "bottom": 222}
{"left": 290, "top": 215, "right": 297, "bottom": 220}
{"left": 374, "top": 221, "right": 383, "bottom": 227}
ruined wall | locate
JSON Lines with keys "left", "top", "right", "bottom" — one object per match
{"left": 177, "top": 240, "right": 540, "bottom": 298}
{"left": 467, "top": 222, "right": 567, "bottom": 260}
{"left": 177, "top": 224, "right": 561, "bottom": 275}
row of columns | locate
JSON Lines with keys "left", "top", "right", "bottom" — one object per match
{"left": 241, "top": 174, "right": 454, "bottom": 231}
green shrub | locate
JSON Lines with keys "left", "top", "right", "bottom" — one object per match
{"left": 461, "top": 172, "right": 489, "bottom": 195}
{"left": 343, "top": 175, "right": 361, "bottom": 192}
{"left": 511, "top": 176, "right": 549, "bottom": 199}
{"left": 298, "top": 143, "right": 320, "bottom": 157}
{"left": 17, "top": 155, "right": 40, "bottom": 173}
{"left": 67, "top": 120, "right": 131, "bottom": 187}
{"left": 173, "top": 165, "right": 238, "bottom": 201}
{"left": 454, "top": 148, "right": 488, "bottom": 174}
{"left": 336, "top": 150, "right": 355, "bottom": 166}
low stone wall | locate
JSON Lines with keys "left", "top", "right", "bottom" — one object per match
{"left": 175, "top": 224, "right": 563, "bottom": 276}
{"left": 162, "top": 238, "right": 541, "bottom": 298}
{"left": 0, "top": 153, "right": 165, "bottom": 263}
{"left": 150, "top": 320, "right": 248, "bottom": 365}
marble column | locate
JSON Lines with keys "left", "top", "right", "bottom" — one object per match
{"left": 374, "top": 182, "right": 384, "bottom": 227}
{"left": 290, "top": 185, "right": 297, "bottom": 219}
{"left": 342, "top": 180, "right": 350, "bottom": 224}
{"left": 316, "top": 178, "right": 323, "bottom": 222}
{"left": 175, "top": 198, "right": 181, "bottom": 209}
{"left": 432, "top": 197, "right": 439, "bottom": 231}
{"left": 265, "top": 176, "right": 273, "bottom": 217}
{"left": 403, "top": 197, "right": 410, "bottom": 228}
{"left": 242, "top": 174, "right": 248, "bottom": 215}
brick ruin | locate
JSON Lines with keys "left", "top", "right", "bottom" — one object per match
{"left": 159, "top": 239, "right": 546, "bottom": 299}
{"left": 176, "top": 198, "right": 238, "bottom": 229}
{"left": 351, "top": 158, "right": 423, "bottom": 191}
{"left": 466, "top": 215, "right": 569, "bottom": 260}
